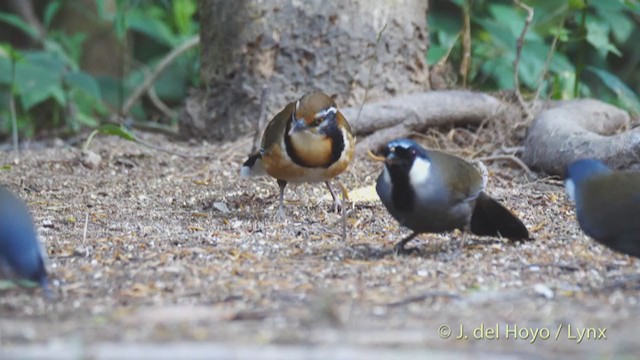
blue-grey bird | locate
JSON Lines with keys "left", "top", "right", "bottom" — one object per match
{"left": 565, "top": 159, "right": 640, "bottom": 258}
{"left": 376, "top": 139, "right": 530, "bottom": 254}
{"left": 0, "top": 186, "right": 51, "bottom": 298}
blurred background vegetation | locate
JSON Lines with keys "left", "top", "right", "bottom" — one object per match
{"left": 0, "top": 0, "right": 638, "bottom": 142}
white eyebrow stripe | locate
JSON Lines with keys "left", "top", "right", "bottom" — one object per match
{"left": 314, "top": 107, "right": 337, "bottom": 119}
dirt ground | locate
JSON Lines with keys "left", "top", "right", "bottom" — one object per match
{"left": 1, "top": 131, "right": 639, "bottom": 359}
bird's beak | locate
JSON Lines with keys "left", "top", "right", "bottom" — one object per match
{"left": 384, "top": 148, "right": 399, "bottom": 165}
{"left": 288, "top": 118, "right": 309, "bottom": 135}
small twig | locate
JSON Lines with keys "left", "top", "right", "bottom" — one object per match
{"left": 329, "top": 209, "right": 353, "bottom": 229}
{"left": 122, "top": 35, "right": 200, "bottom": 116}
{"left": 129, "top": 121, "right": 179, "bottom": 138}
{"left": 356, "top": 22, "right": 387, "bottom": 124}
{"left": 9, "top": 87, "right": 18, "bottom": 157}
{"left": 460, "top": 1, "right": 471, "bottom": 87}
{"left": 532, "top": 17, "right": 564, "bottom": 106}
{"left": 513, "top": 0, "right": 534, "bottom": 120}
{"left": 437, "top": 33, "right": 461, "bottom": 68}
{"left": 475, "top": 154, "right": 535, "bottom": 178}
{"left": 82, "top": 213, "right": 89, "bottom": 245}
{"left": 387, "top": 291, "right": 460, "bottom": 307}
{"left": 133, "top": 135, "right": 212, "bottom": 159}
{"left": 524, "top": 263, "right": 580, "bottom": 272}
{"left": 251, "top": 85, "right": 269, "bottom": 154}
{"left": 147, "top": 83, "right": 178, "bottom": 119}
{"left": 500, "top": 145, "right": 525, "bottom": 154}
{"left": 338, "top": 181, "right": 351, "bottom": 242}
{"left": 366, "top": 149, "right": 385, "bottom": 162}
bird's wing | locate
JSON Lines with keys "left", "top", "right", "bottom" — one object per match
{"left": 260, "top": 102, "right": 295, "bottom": 154}
{"left": 429, "top": 150, "right": 483, "bottom": 203}
{"left": 580, "top": 174, "right": 640, "bottom": 237}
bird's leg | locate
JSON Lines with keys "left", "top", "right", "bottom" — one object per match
{"left": 450, "top": 231, "right": 468, "bottom": 260}
{"left": 277, "top": 179, "right": 288, "bottom": 219}
{"left": 324, "top": 181, "right": 342, "bottom": 213}
{"left": 394, "top": 232, "right": 419, "bottom": 255}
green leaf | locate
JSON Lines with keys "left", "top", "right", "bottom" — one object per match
{"left": 568, "top": 0, "right": 587, "bottom": 10}
{"left": 23, "top": 51, "right": 66, "bottom": 74}
{"left": 0, "top": 57, "right": 12, "bottom": 84}
{"left": 429, "top": 13, "right": 462, "bottom": 38}
{"left": 0, "top": 42, "right": 21, "bottom": 61}
{"left": 14, "top": 61, "right": 62, "bottom": 110}
{"left": 173, "top": 0, "right": 197, "bottom": 35}
{"left": 427, "top": 45, "right": 448, "bottom": 65}
{"left": 76, "top": 111, "right": 99, "bottom": 127}
{"left": 114, "top": 0, "right": 130, "bottom": 41}
{"left": 585, "top": 19, "right": 621, "bottom": 57}
{"left": 606, "top": 13, "right": 635, "bottom": 43}
{"left": 98, "top": 124, "right": 136, "bottom": 141}
{"left": 487, "top": 4, "right": 533, "bottom": 42}
{"left": 49, "top": 86, "right": 67, "bottom": 106}
{"left": 0, "top": 12, "right": 40, "bottom": 40}
{"left": 65, "top": 71, "right": 101, "bottom": 99}
{"left": 43, "top": 0, "right": 62, "bottom": 29}
{"left": 587, "top": 67, "right": 640, "bottom": 113}
{"left": 128, "top": 10, "right": 178, "bottom": 46}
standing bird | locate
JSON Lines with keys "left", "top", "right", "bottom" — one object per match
{"left": 0, "top": 187, "right": 51, "bottom": 298}
{"left": 241, "top": 91, "right": 355, "bottom": 218}
{"left": 376, "top": 139, "right": 530, "bottom": 254}
{"left": 565, "top": 159, "right": 640, "bottom": 258}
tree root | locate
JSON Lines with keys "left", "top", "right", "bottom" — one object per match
{"left": 341, "top": 90, "right": 514, "bottom": 153}
{"left": 521, "top": 99, "right": 634, "bottom": 175}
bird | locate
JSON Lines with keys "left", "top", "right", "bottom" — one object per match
{"left": 0, "top": 186, "right": 51, "bottom": 299}
{"left": 376, "top": 138, "right": 530, "bottom": 255}
{"left": 565, "top": 159, "right": 640, "bottom": 258}
{"left": 240, "top": 91, "right": 355, "bottom": 218}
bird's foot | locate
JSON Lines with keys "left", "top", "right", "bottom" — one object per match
{"left": 331, "top": 197, "right": 343, "bottom": 213}
{"left": 394, "top": 243, "right": 420, "bottom": 256}
{"left": 277, "top": 205, "right": 286, "bottom": 220}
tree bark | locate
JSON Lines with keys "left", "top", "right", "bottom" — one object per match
{"left": 181, "top": 0, "right": 430, "bottom": 141}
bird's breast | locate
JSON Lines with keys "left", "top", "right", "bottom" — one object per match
{"left": 261, "top": 130, "right": 354, "bottom": 183}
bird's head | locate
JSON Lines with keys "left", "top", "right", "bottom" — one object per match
{"left": 382, "top": 139, "right": 432, "bottom": 186}
{"left": 288, "top": 91, "right": 338, "bottom": 137}
{"left": 564, "top": 159, "right": 612, "bottom": 202}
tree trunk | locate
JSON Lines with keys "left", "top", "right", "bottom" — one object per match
{"left": 181, "top": 0, "right": 430, "bottom": 141}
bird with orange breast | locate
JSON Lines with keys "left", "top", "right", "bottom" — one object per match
{"left": 241, "top": 91, "right": 355, "bottom": 218}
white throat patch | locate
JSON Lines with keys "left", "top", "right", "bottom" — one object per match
{"left": 564, "top": 179, "right": 575, "bottom": 202}
{"left": 408, "top": 157, "right": 431, "bottom": 187}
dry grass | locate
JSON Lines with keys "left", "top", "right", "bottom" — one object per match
{"left": 0, "top": 128, "right": 639, "bottom": 358}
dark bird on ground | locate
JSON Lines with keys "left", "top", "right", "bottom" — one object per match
{"left": 241, "top": 91, "right": 355, "bottom": 218}
{"left": 0, "top": 187, "right": 51, "bottom": 298}
{"left": 565, "top": 159, "right": 640, "bottom": 258}
{"left": 376, "top": 139, "right": 530, "bottom": 255}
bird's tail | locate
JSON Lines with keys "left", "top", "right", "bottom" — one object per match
{"left": 240, "top": 152, "right": 266, "bottom": 178}
{"left": 470, "top": 192, "right": 530, "bottom": 240}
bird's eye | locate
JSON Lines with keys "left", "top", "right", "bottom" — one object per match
{"left": 410, "top": 148, "right": 417, "bottom": 157}
{"left": 313, "top": 118, "right": 322, "bottom": 126}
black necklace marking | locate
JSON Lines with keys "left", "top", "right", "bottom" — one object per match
{"left": 284, "top": 112, "right": 346, "bottom": 169}
{"left": 387, "top": 165, "right": 415, "bottom": 211}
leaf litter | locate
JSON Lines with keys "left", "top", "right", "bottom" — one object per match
{"left": 0, "top": 130, "right": 639, "bottom": 357}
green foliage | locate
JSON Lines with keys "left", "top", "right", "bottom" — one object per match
{"left": 429, "top": 0, "right": 640, "bottom": 113}
{"left": 0, "top": 0, "right": 199, "bottom": 140}
{"left": 83, "top": 124, "right": 137, "bottom": 151}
